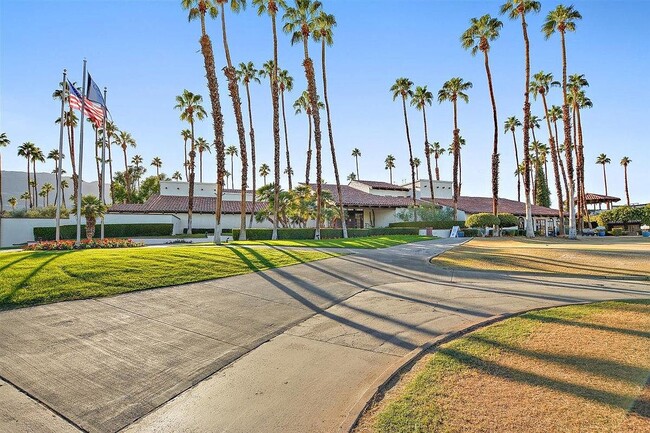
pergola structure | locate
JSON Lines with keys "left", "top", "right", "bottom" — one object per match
{"left": 583, "top": 192, "right": 621, "bottom": 212}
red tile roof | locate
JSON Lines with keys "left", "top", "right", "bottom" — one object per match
{"left": 433, "top": 196, "right": 560, "bottom": 217}
{"left": 314, "top": 184, "right": 422, "bottom": 208}
{"left": 583, "top": 192, "right": 621, "bottom": 204}
{"left": 110, "top": 195, "right": 266, "bottom": 214}
{"left": 353, "top": 180, "right": 410, "bottom": 191}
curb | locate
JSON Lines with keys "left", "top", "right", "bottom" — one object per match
{"left": 340, "top": 301, "right": 594, "bottom": 433}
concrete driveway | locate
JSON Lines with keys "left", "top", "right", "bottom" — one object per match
{"left": 1, "top": 239, "right": 648, "bottom": 433}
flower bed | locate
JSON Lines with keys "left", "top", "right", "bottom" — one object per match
{"left": 24, "top": 238, "right": 144, "bottom": 251}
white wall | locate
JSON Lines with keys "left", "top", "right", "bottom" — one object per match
{"left": 413, "top": 180, "right": 453, "bottom": 199}
{"left": 159, "top": 181, "right": 252, "bottom": 201}
{"left": 186, "top": 213, "right": 273, "bottom": 232}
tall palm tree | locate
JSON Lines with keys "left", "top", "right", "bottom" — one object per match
{"left": 215, "top": 0, "right": 248, "bottom": 240}
{"left": 181, "top": 129, "right": 192, "bottom": 180}
{"left": 8, "top": 197, "right": 16, "bottom": 211}
{"left": 105, "top": 121, "right": 118, "bottom": 203}
{"left": 259, "top": 163, "right": 270, "bottom": 185}
{"left": 60, "top": 179, "right": 69, "bottom": 208}
{"left": 278, "top": 68, "right": 294, "bottom": 189}
{"left": 20, "top": 192, "right": 30, "bottom": 209}
{"left": 390, "top": 78, "right": 417, "bottom": 211}
{"left": 543, "top": 3, "right": 581, "bottom": 239}
{"left": 151, "top": 157, "right": 163, "bottom": 178}
{"left": 413, "top": 157, "right": 421, "bottom": 179}
{"left": 351, "top": 148, "right": 361, "bottom": 179}
{"left": 501, "top": 0, "right": 541, "bottom": 238}
{"left": 438, "top": 77, "right": 472, "bottom": 219}
{"left": 546, "top": 104, "right": 570, "bottom": 200}
{"left": 17, "top": 142, "right": 34, "bottom": 208}
{"left": 226, "top": 145, "right": 238, "bottom": 188}
{"left": 346, "top": 172, "right": 356, "bottom": 182}
{"left": 293, "top": 90, "right": 323, "bottom": 184}
{"left": 47, "top": 149, "right": 64, "bottom": 206}
{"left": 461, "top": 14, "right": 503, "bottom": 217}
{"left": 313, "top": 10, "right": 347, "bottom": 237}
{"left": 596, "top": 153, "right": 611, "bottom": 202}
{"left": 620, "top": 157, "right": 632, "bottom": 206}
{"left": 411, "top": 85, "right": 435, "bottom": 200}
{"left": 182, "top": 0, "right": 227, "bottom": 244}
{"left": 72, "top": 195, "right": 108, "bottom": 240}
{"left": 504, "top": 116, "right": 522, "bottom": 202}
{"left": 175, "top": 89, "right": 206, "bottom": 234}
{"left": 41, "top": 183, "right": 54, "bottom": 207}
{"left": 30, "top": 146, "right": 45, "bottom": 207}
{"left": 196, "top": 137, "right": 211, "bottom": 182}
{"left": 568, "top": 74, "right": 591, "bottom": 225}
{"left": 114, "top": 131, "right": 136, "bottom": 203}
{"left": 131, "top": 154, "right": 144, "bottom": 190}
{"left": 172, "top": 171, "right": 183, "bottom": 181}
{"left": 429, "top": 142, "right": 445, "bottom": 181}
{"left": 236, "top": 61, "right": 261, "bottom": 227}
{"left": 53, "top": 81, "right": 80, "bottom": 202}
{"left": 384, "top": 154, "right": 396, "bottom": 184}
{"left": 0, "top": 133, "right": 10, "bottom": 213}
{"left": 254, "top": 0, "right": 286, "bottom": 240}
{"left": 531, "top": 71, "right": 564, "bottom": 234}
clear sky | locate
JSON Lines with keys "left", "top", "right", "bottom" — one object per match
{"left": 1, "top": 0, "right": 648, "bottom": 205}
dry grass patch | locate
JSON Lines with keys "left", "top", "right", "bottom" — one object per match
{"left": 431, "top": 237, "right": 650, "bottom": 278}
{"left": 355, "top": 300, "right": 650, "bottom": 433}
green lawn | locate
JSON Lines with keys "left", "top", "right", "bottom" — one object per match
{"left": 0, "top": 245, "right": 338, "bottom": 310}
{"left": 230, "top": 235, "right": 432, "bottom": 249}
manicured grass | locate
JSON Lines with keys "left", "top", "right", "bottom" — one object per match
{"left": 230, "top": 235, "right": 432, "bottom": 249}
{"left": 431, "top": 237, "right": 650, "bottom": 278}
{"left": 0, "top": 245, "right": 338, "bottom": 310}
{"left": 358, "top": 300, "right": 650, "bottom": 433}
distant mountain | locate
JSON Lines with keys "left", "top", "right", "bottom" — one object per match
{"left": 1, "top": 171, "right": 111, "bottom": 209}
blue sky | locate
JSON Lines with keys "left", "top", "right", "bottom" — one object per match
{"left": 1, "top": 0, "right": 648, "bottom": 204}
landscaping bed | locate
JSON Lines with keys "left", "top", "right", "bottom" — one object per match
{"left": 230, "top": 235, "right": 431, "bottom": 249}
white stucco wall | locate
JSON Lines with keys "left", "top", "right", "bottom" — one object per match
{"left": 159, "top": 181, "right": 253, "bottom": 201}
{"left": 186, "top": 213, "right": 273, "bottom": 232}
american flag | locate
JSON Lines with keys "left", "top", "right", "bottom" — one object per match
{"left": 67, "top": 78, "right": 105, "bottom": 128}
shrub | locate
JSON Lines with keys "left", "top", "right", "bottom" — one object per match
{"left": 183, "top": 228, "right": 214, "bottom": 235}
{"left": 611, "top": 228, "right": 625, "bottom": 236}
{"left": 395, "top": 204, "right": 455, "bottom": 223}
{"left": 498, "top": 213, "right": 518, "bottom": 227}
{"left": 465, "top": 213, "right": 500, "bottom": 228}
{"left": 34, "top": 224, "right": 173, "bottom": 240}
{"left": 232, "top": 227, "right": 419, "bottom": 240}
{"left": 24, "top": 238, "right": 144, "bottom": 251}
{"left": 596, "top": 206, "right": 647, "bottom": 227}
{"left": 461, "top": 228, "right": 481, "bottom": 237}
{"left": 389, "top": 221, "right": 465, "bottom": 229}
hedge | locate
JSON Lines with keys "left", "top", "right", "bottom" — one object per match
{"left": 231, "top": 227, "right": 419, "bottom": 240}
{"left": 498, "top": 213, "right": 518, "bottom": 227}
{"left": 34, "top": 224, "right": 173, "bottom": 240}
{"left": 465, "top": 213, "right": 500, "bottom": 228}
{"left": 388, "top": 221, "right": 465, "bottom": 229}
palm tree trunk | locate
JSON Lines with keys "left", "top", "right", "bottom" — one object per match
{"left": 576, "top": 106, "right": 588, "bottom": 216}
{"left": 199, "top": 150, "right": 204, "bottom": 183}
{"left": 280, "top": 89, "right": 292, "bottom": 190}
{"left": 541, "top": 94, "right": 565, "bottom": 235}
{"left": 26, "top": 158, "right": 32, "bottom": 208}
{"left": 560, "top": 30, "right": 577, "bottom": 239}
{"left": 321, "top": 38, "right": 347, "bottom": 237}
{"left": 484, "top": 50, "right": 499, "bottom": 217}
{"left": 219, "top": 4, "right": 247, "bottom": 240}
{"left": 422, "top": 108, "right": 435, "bottom": 202}
{"left": 435, "top": 155, "right": 440, "bottom": 181}
{"left": 230, "top": 155, "right": 234, "bottom": 189}
{"left": 32, "top": 159, "right": 38, "bottom": 208}
{"left": 624, "top": 165, "right": 630, "bottom": 206}
{"left": 521, "top": 11, "right": 534, "bottom": 237}
{"left": 602, "top": 164, "right": 608, "bottom": 197}
{"left": 67, "top": 110, "right": 79, "bottom": 204}
{"left": 511, "top": 131, "right": 521, "bottom": 202}
{"left": 244, "top": 82, "right": 258, "bottom": 228}
{"left": 401, "top": 96, "right": 417, "bottom": 217}
{"left": 355, "top": 155, "right": 359, "bottom": 179}
{"left": 188, "top": 118, "right": 196, "bottom": 234}
{"left": 108, "top": 134, "right": 114, "bottom": 203}
{"left": 305, "top": 114, "right": 312, "bottom": 184}
{"left": 270, "top": 8, "right": 281, "bottom": 241}
{"left": 389, "top": 167, "right": 393, "bottom": 184}
{"left": 452, "top": 100, "right": 459, "bottom": 220}
{"left": 183, "top": 138, "right": 189, "bottom": 180}
{"left": 122, "top": 148, "right": 130, "bottom": 202}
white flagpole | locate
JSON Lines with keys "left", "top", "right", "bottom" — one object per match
{"left": 55, "top": 69, "right": 67, "bottom": 242}
{"left": 75, "top": 59, "right": 87, "bottom": 245}
{"left": 100, "top": 87, "right": 107, "bottom": 240}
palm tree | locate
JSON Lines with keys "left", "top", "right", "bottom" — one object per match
{"left": 181, "top": 129, "right": 192, "bottom": 180}
{"left": 531, "top": 71, "right": 564, "bottom": 234}
{"left": 438, "top": 77, "right": 472, "bottom": 219}
{"left": 461, "top": 14, "right": 503, "bottom": 217}
{"left": 17, "top": 142, "right": 35, "bottom": 208}
{"left": 504, "top": 116, "right": 522, "bottom": 202}
{"left": 410, "top": 85, "right": 436, "bottom": 200}
{"left": 278, "top": 68, "right": 294, "bottom": 189}
{"left": 537, "top": 143, "right": 550, "bottom": 186}
{"left": 384, "top": 154, "right": 396, "bottom": 184}
{"left": 428, "top": 142, "right": 445, "bottom": 181}
{"left": 546, "top": 104, "right": 570, "bottom": 201}
{"left": 224, "top": 170, "right": 231, "bottom": 187}
{"left": 151, "top": 157, "right": 163, "bottom": 178}
{"left": 214, "top": 0, "right": 249, "bottom": 241}
{"left": 30, "top": 146, "right": 45, "bottom": 207}
{"left": 283, "top": 0, "right": 326, "bottom": 239}
{"left": 346, "top": 172, "right": 356, "bottom": 182}
{"left": 41, "top": 183, "right": 54, "bottom": 206}
{"left": 131, "top": 154, "right": 144, "bottom": 189}
{"left": 412, "top": 157, "right": 421, "bottom": 179}
{"left": 543, "top": 3, "right": 581, "bottom": 239}
{"left": 501, "top": 0, "right": 541, "bottom": 238}
{"left": 175, "top": 89, "right": 207, "bottom": 234}
{"left": 105, "top": 121, "right": 118, "bottom": 203}
{"left": 0, "top": 132, "right": 10, "bottom": 213}
{"left": 313, "top": 9, "right": 347, "bottom": 237}
{"left": 114, "top": 130, "right": 136, "bottom": 202}
{"left": 53, "top": 81, "right": 80, "bottom": 202}
{"left": 8, "top": 197, "right": 17, "bottom": 211}
{"left": 47, "top": 149, "right": 64, "bottom": 206}
{"left": 182, "top": 0, "right": 227, "bottom": 244}
{"left": 293, "top": 90, "right": 323, "bottom": 184}
{"left": 20, "top": 192, "right": 30, "bottom": 209}
{"left": 596, "top": 153, "right": 611, "bottom": 202}
{"left": 72, "top": 195, "right": 108, "bottom": 240}
{"left": 172, "top": 171, "right": 183, "bottom": 181}
{"left": 236, "top": 61, "right": 261, "bottom": 227}
{"left": 390, "top": 77, "right": 417, "bottom": 212}
{"left": 196, "top": 137, "right": 210, "bottom": 182}
{"left": 620, "top": 157, "right": 632, "bottom": 206}
{"left": 224, "top": 145, "right": 237, "bottom": 189}
{"left": 60, "top": 179, "right": 69, "bottom": 208}
{"left": 568, "top": 74, "right": 591, "bottom": 225}
{"left": 259, "top": 163, "right": 271, "bottom": 185}
{"left": 254, "top": 0, "right": 286, "bottom": 241}
{"left": 350, "top": 148, "right": 362, "bottom": 180}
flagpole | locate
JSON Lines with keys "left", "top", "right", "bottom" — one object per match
{"left": 55, "top": 69, "right": 67, "bottom": 242}
{"left": 100, "top": 87, "right": 107, "bottom": 240}
{"left": 75, "top": 59, "right": 87, "bottom": 245}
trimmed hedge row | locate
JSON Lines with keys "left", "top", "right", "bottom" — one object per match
{"left": 34, "top": 224, "right": 173, "bottom": 240}
{"left": 388, "top": 221, "right": 466, "bottom": 229}
{"left": 231, "top": 227, "right": 419, "bottom": 240}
